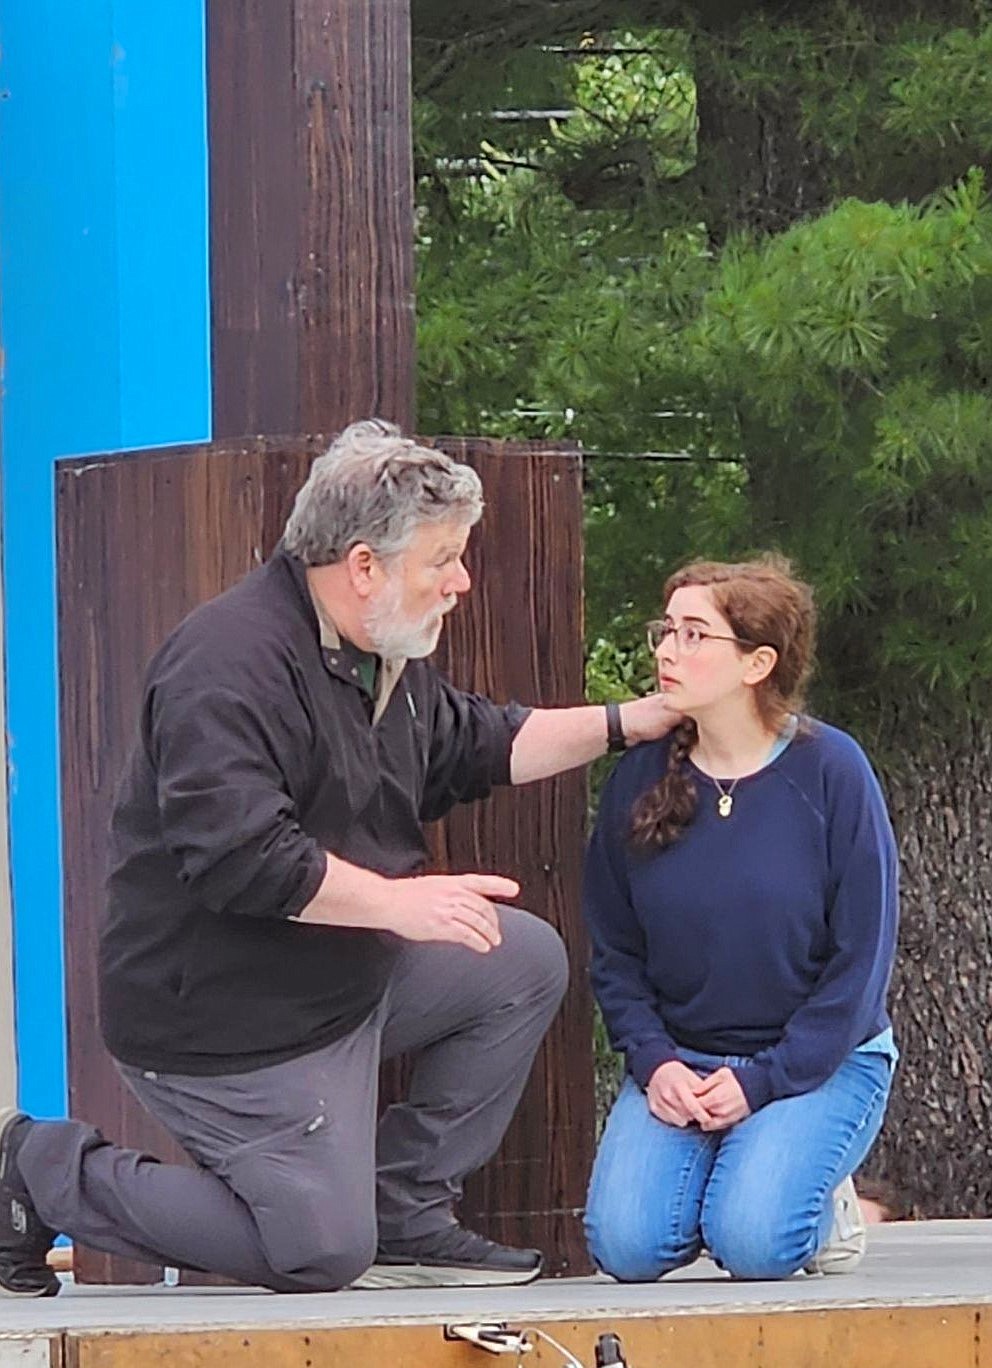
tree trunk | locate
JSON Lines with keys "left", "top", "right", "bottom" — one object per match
{"left": 862, "top": 708, "right": 992, "bottom": 1217}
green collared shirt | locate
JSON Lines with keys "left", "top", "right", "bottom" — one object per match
{"left": 309, "top": 589, "right": 406, "bottom": 726}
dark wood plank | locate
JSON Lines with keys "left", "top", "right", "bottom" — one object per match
{"left": 207, "top": 0, "right": 415, "bottom": 438}
{"left": 57, "top": 435, "right": 592, "bottom": 1283}
{"left": 206, "top": 4, "right": 300, "bottom": 436}
{"left": 57, "top": 438, "right": 324, "bottom": 1284}
{"left": 426, "top": 438, "right": 592, "bottom": 1276}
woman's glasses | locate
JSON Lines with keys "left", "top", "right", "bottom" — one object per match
{"left": 646, "top": 621, "right": 760, "bottom": 656}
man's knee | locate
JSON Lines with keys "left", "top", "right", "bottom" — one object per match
{"left": 261, "top": 1212, "right": 377, "bottom": 1291}
{"left": 244, "top": 1168, "right": 377, "bottom": 1292}
{"left": 271, "top": 1234, "right": 377, "bottom": 1292}
{"left": 498, "top": 907, "right": 569, "bottom": 1009}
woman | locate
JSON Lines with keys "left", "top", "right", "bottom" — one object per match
{"left": 583, "top": 555, "right": 898, "bottom": 1281}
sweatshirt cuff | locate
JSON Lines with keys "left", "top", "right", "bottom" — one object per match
{"left": 732, "top": 1062, "right": 774, "bottom": 1113}
{"left": 627, "top": 1039, "right": 680, "bottom": 1089}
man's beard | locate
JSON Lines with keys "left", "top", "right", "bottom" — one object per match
{"left": 364, "top": 576, "right": 457, "bottom": 659}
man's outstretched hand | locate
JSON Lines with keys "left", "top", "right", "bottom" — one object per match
{"left": 620, "top": 693, "right": 683, "bottom": 746}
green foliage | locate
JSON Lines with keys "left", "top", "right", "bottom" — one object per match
{"left": 558, "top": 30, "right": 697, "bottom": 186}
{"left": 696, "top": 6, "right": 992, "bottom": 208}
{"left": 414, "top": 5, "right": 992, "bottom": 732}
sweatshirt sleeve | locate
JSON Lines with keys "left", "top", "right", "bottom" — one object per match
{"left": 149, "top": 681, "right": 327, "bottom": 920}
{"left": 583, "top": 763, "right": 680, "bottom": 1088}
{"left": 731, "top": 736, "right": 899, "bottom": 1112}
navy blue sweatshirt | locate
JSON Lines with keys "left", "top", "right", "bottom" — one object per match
{"left": 583, "top": 720, "right": 898, "bottom": 1112}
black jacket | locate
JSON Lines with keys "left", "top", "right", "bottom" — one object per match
{"left": 100, "top": 549, "right": 529, "bottom": 1074}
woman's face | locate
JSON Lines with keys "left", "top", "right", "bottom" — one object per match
{"left": 654, "top": 584, "right": 772, "bottom": 716}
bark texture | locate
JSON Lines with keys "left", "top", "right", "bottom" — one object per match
{"left": 862, "top": 710, "right": 992, "bottom": 1217}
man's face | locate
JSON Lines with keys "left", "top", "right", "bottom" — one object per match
{"left": 364, "top": 518, "right": 473, "bottom": 658}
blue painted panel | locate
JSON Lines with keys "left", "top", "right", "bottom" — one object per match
{"left": 112, "top": 2, "right": 211, "bottom": 445}
{"left": 0, "top": 0, "right": 210, "bottom": 1118}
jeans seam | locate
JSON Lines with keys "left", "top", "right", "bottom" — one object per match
{"left": 670, "top": 1135, "right": 715, "bottom": 1261}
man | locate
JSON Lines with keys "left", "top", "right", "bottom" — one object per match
{"left": 0, "top": 421, "right": 674, "bottom": 1297}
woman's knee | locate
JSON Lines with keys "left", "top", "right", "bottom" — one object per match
{"left": 586, "top": 1178, "right": 700, "bottom": 1283}
{"left": 708, "top": 1236, "right": 809, "bottom": 1281}
{"left": 591, "top": 1234, "right": 697, "bottom": 1283}
{"left": 703, "top": 1198, "right": 814, "bottom": 1280}
{"left": 587, "top": 1213, "right": 698, "bottom": 1283}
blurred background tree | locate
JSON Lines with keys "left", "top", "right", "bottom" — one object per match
{"left": 412, "top": 0, "right": 992, "bottom": 1217}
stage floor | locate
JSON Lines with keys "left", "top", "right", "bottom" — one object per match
{"left": 4, "top": 1220, "right": 991, "bottom": 1335}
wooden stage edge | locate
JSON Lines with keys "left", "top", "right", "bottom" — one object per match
{"left": 4, "top": 1223, "right": 992, "bottom": 1368}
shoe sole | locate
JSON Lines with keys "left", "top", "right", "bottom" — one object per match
{"left": 804, "top": 1248, "right": 866, "bottom": 1275}
{"left": 352, "top": 1263, "right": 543, "bottom": 1290}
{"left": 0, "top": 1277, "right": 61, "bottom": 1298}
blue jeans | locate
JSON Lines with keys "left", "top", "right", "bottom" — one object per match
{"left": 585, "top": 1047, "right": 892, "bottom": 1282}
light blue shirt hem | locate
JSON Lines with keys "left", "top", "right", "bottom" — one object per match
{"left": 855, "top": 1026, "right": 898, "bottom": 1065}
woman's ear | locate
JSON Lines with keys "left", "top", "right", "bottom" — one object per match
{"left": 744, "top": 644, "right": 778, "bottom": 688}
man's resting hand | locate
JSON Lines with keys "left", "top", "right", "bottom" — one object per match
{"left": 296, "top": 855, "right": 519, "bottom": 954}
{"left": 378, "top": 873, "right": 519, "bottom": 953}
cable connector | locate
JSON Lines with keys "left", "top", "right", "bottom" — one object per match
{"left": 443, "top": 1323, "right": 533, "bottom": 1356}
{"left": 595, "top": 1332, "right": 628, "bottom": 1367}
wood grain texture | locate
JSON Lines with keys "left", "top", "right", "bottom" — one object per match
{"left": 207, "top": 0, "right": 416, "bottom": 438}
{"left": 57, "top": 436, "right": 591, "bottom": 1284}
{"left": 57, "top": 437, "right": 321, "bottom": 1286}
{"left": 426, "top": 437, "right": 592, "bottom": 1277}
{"left": 64, "top": 1304, "right": 992, "bottom": 1368}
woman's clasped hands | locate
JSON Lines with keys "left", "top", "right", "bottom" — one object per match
{"left": 646, "top": 1060, "right": 752, "bottom": 1131}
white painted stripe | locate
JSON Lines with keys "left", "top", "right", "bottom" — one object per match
{"left": 0, "top": 1339, "right": 55, "bottom": 1368}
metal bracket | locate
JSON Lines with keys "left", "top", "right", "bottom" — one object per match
{"left": 443, "top": 1323, "right": 533, "bottom": 1356}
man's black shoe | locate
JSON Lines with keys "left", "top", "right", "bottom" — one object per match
{"left": 0, "top": 1109, "right": 59, "bottom": 1297}
{"left": 354, "top": 1224, "right": 544, "bottom": 1288}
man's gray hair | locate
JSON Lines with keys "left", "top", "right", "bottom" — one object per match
{"left": 283, "top": 419, "right": 484, "bottom": 565}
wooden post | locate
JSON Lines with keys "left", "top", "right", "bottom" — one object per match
{"left": 206, "top": 0, "right": 416, "bottom": 436}
{"left": 59, "top": 0, "right": 593, "bottom": 1290}
{"left": 58, "top": 437, "right": 593, "bottom": 1282}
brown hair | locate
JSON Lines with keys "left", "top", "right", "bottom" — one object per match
{"left": 630, "top": 553, "right": 816, "bottom": 850}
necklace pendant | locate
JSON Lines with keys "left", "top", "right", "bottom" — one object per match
{"left": 717, "top": 793, "right": 734, "bottom": 818}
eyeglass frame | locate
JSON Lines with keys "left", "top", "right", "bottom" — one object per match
{"left": 646, "top": 619, "right": 766, "bottom": 656}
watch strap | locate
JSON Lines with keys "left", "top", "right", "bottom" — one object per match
{"left": 605, "top": 700, "right": 627, "bottom": 754}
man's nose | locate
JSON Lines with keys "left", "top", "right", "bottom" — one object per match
{"left": 448, "top": 558, "right": 471, "bottom": 595}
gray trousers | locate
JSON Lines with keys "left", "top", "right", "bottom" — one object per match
{"left": 19, "top": 907, "right": 568, "bottom": 1292}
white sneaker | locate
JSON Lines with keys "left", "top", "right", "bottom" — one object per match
{"left": 805, "top": 1175, "right": 867, "bottom": 1274}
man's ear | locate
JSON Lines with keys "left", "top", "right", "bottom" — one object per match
{"left": 346, "top": 543, "right": 378, "bottom": 599}
{"left": 744, "top": 644, "right": 778, "bottom": 688}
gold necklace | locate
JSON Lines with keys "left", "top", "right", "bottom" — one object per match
{"left": 711, "top": 775, "right": 741, "bottom": 818}
{"left": 698, "top": 719, "right": 795, "bottom": 817}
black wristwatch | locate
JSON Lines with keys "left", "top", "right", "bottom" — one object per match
{"left": 605, "top": 701, "right": 627, "bottom": 753}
